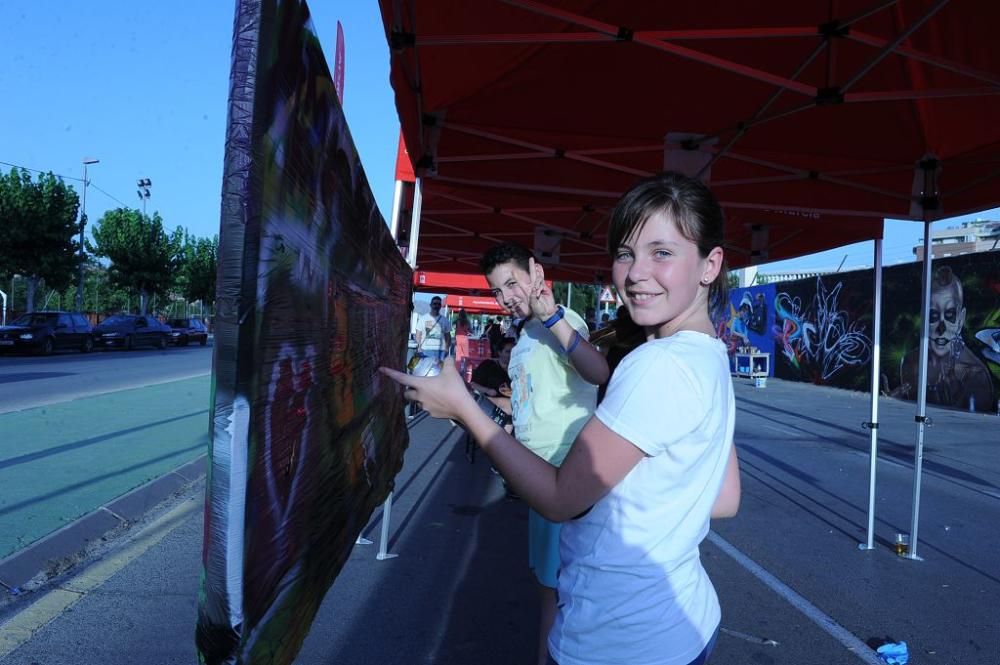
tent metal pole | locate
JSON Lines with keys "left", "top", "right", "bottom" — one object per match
{"left": 907, "top": 222, "right": 933, "bottom": 561}
{"left": 860, "top": 238, "right": 884, "bottom": 551}
{"left": 406, "top": 177, "right": 424, "bottom": 268}
{"left": 378, "top": 180, "right": 424, "bottom": 562}
{"left": 375, "top": 496, "right": 398, "bottom": 561}
{"left": 566, "top": 282, "right": 572, "bottom": 308}
{"left": 389, "top": 179, "right": 404, "bottom": 239}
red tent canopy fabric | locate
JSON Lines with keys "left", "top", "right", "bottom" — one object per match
{"left": 380, "top": 0, "right": 1000, "bottom": 280}
{"left": 445, "top": 294, "right": 506, "bottom": 314}
{"left": 413, "top": 270, "right": 493, "bottom": 293}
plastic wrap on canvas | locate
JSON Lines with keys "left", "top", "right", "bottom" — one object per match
{"left": 196, "top": 1, "right": 413, "bottom": 663}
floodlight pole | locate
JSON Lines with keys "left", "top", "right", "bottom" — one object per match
{"left": 75, "top": 158, "right": 99, "bottom": 311}
{"left": 137, "top": 178, "right": 152, "bottom": 219}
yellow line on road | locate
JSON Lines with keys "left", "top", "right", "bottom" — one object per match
{"left": 0, "top": 496, "right": 201, "bottom": 659}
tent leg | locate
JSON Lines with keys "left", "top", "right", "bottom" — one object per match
{"left": 907, "top": 222, "right": 933, "bottom": 561}
{"left": 385, "top": 178, "right": 423, "bottom": 561}
{"left": 376, "top": 492, "right": 398, "bottom": 560}
{"left": 405, "top": 178, "right": 424, "bottom": 269}
{"left": 860, "top": 238, "right": 884, "bottom": 551}
{"left": 389, "top": 179, "right": 404, "bottom": 240}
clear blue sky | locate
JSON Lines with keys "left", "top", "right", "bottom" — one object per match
{"left": 0, "top": 1, "right": 399, "bottom": 242}
{"left": 1, "top": 2, "right": 996, "bottom": 274}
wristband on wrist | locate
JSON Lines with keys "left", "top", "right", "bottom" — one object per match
{"left": 542, "top": 306, "right": 565, "bottom": 329}
{"left": 565, "top": 330, "right": 583, "bottom": 354}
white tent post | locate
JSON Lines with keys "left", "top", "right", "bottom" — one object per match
{"left": 389, "top": 179, "right": 404, "bottom": 239}
{"left": 908, "top": 221, "right": 934, "bottom": 561}
{"left": 378, "top": 179, "right": 424, "bottom": 563}
{"left": 860, "top": 238, "right": 884, "bottom": 551}
{"left": 405, "top": 177, "right": 424, "bottom": 269}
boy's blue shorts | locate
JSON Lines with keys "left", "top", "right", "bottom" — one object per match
{"left": 528, "top": 508, "right": 561, "bottom": 588}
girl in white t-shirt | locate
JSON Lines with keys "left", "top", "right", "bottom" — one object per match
{"left": 382, "top": 171, "right": 741, "bottom": 665}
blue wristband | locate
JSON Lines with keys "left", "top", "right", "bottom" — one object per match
{"left": 565, "top": 330, "right": 583, "bottom": 354}
{"left": 542, "top": 306, "right": 565, "bottom": 329}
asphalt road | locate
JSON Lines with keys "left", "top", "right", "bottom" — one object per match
{"left": 0, "top": 341, "right": 213, "bottom": 414}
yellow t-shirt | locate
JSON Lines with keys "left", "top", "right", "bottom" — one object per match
{"left": 508, "top": 308, "right": 597, "bottom": 465}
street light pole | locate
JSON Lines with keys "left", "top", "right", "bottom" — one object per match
{"left": 136, "top": 178, "right": 153, "bottom": 315}
{"left": 75, "top": 158, "right": 99, "bottom": 312}
{"left": 137, "top": 178, "right": 152, "bottom": 218}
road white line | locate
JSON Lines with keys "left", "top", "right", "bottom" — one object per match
{"left": 0, "top": 497, "right": 200, "bottom": 659}
{"left": 707, "top": 531, "right": 884, "bottom": 665}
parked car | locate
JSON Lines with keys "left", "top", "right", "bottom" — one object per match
{"left": 165, "top": 317, "right": 209, "bottom": 346}
{"left": 0, "top": 311, "right": 94, "bottom": 355}
{"left": 93, "top": 315, "right": 169, "bottom": 350}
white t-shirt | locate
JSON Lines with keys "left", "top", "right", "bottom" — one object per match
{"left": 508, "top": 308, "right": 595, "bottom": 465}
{"left": 549, "top": 331, "right": 735, "bottom": 665}
{"left": 416, "top": 313, "right": 451, "bottom": 352}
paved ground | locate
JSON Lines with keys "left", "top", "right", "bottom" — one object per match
{"left": 0, "top": 342, "right": 212, "bottom": 415}
{"left": 0, "top": 378, "right": 997, "bottom": 664}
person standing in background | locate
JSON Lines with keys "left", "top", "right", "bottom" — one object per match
{"left": 414, "top": 296, "right": 452, "bottom": 362}
{"left": 454, "top": 308, "right": 472, "bottom": 376}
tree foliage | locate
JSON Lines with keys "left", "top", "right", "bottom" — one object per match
{"left": 90, "top": 208, "right": 183, "bottom": 314}
{"left": 0, "top": 168, "right": 81, "bottom": 310}
{"left": 552, "top": 282, "right": 600, "bottom": 317}
{"left": 178, "top": 233, "right": 218, "bottom": 305}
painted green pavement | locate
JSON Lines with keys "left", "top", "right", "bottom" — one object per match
{"left": 0, "top": 375, "right": 210, "bottom": 559}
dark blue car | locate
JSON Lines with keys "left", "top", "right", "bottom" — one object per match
{"left": 0, "top": 311, "right": 94, "bottom": 355}
{"left": 93, "top": 315, "right": 169, "bottom": 351}
{"left": 165, "top": 317, "right": 209, "bottom": 346}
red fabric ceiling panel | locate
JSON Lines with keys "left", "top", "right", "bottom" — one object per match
{"left": 380, "top": 0, "right": 1000, "bottom": 280}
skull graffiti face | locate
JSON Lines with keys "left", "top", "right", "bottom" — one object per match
{"left": 928, "top": 275, "right": 966, "bottom": 358}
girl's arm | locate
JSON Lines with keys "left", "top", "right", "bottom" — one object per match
{"left": 543, "top": 316, "right": 610, "bottom": 386}
{"left": 381, "top": 361, "right": 639, "bottom": 521}
{"left": 711, "top": 445, "right": 741, "bottom": 518}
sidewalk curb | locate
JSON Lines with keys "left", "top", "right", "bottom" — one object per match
{"left": 0, "top": 454, "right": 207, "bottom": 591}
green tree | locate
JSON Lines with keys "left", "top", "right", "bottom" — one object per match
{"left": 90, "top": 208, "right": 182, "bottom": 315}
{"left": 551, "top": 282, "right": 600, "bottom": 318}
{"left": 0, "top": 168, "right": 81, "bottom": 311}
{"left": 178, "top": 233, "right": 218, "bottom": 306}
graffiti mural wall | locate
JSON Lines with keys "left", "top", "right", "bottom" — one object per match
{"left": 197, "top": 2, "right": 413, "bottom": 664}
{"left": 881, "top": 252, "right": 999, "bottom": 412}
{"left": 728, "top": 250, "right": 1000, "bottom": 412}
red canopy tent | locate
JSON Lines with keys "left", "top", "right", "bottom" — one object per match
{"left": 378, "top": 0, "right": 1000, "bottom": 560}
{"left": 380, "top": 0, "right": 999, "bottom": 280}
{"left": 445, "top": 294, "right": 506, "bottom": 314}
{"left": 413, "top": 270, "right": 492, "bottom": 294}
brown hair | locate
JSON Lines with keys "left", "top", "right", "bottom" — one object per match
{"left": 606, "top": 171, "right": 728, "bottom": 316}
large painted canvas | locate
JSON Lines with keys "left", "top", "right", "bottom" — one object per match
{"left": 716, "top": 284, "right": 777, "bottom": 369}
{"left": 196, "top": 1, "right": 413, "bottom": 663}
{"left": 881, "top": 252, "right": 999, "bottom": 412}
